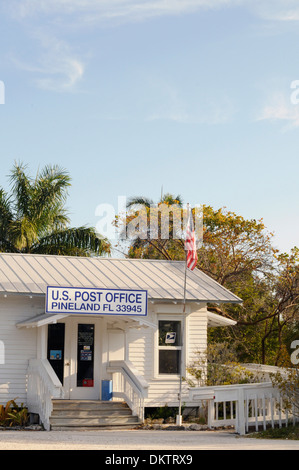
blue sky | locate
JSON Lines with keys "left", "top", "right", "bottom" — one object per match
{"left": 0, "top": 1, "right": 299, "bottom": 254}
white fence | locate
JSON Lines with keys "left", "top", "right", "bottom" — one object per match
{"left": 189, "top": 382, "right": 298, "bottom": 435}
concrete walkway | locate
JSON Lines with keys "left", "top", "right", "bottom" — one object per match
{"left": 0, "top": 429, "right": 298, "bottom": 450}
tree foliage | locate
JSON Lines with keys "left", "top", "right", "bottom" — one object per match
{"left": 117, "top": 193, "right": 299, "bottom": 365}
{"left": 185, "top": 343, "right": 260, "bottom": 387}
{"left": 0, "top": 162, "right": 111, "bottom": 256}
{"left": 118, "top": 193, "right": 185, "bottom": 260}
{"left": 270, "top": 365, "right": 299, "bottom": 418}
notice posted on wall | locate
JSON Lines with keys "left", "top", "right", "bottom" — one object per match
{"left": 46, "top": 286, "right": 148, "bottom": 316}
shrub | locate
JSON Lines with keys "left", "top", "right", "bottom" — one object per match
{"left": 0, "top": 399, "right": 16, "bottom": 426}
{"left": 185, "top": 344, "right": 260, "bottom": 387}
{"left": 0, "top": 399, "right": 29, "bottom": 427}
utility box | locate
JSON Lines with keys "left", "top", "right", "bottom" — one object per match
{"left": 101, "top": 380, "right": 113, "bottom": 401}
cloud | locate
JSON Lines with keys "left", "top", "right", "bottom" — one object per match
{"left": 12, "top": 34, "right": 85, "bottom": 92}
{"left": 7, "top": 0, "right": 299, "bottom": 28}
{"left": 256, "top": 92, "right": 299, "bottom": 130}
{"left": 36, "top": 56, "right": 84, "bottom": 92}
{"left": 251, "top": 0, "right": 299, "bottom": 22}
{"left": 7, "top": 0, "right": 299, "bottom": 94}
{"left": 8, "top": 0, "right": 241, "bottom": 24}
{"left": 36, "top": 37, "right": 84, "bottom": 92}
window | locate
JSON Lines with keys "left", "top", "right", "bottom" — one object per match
{"left": 77, "top": 324, "right": 94, "bottom": 387}
{"left": 47, "top": 323, "right": 65, "bottom": 384}
{"left": 158, "top": 320, "right": 182, "bottom": 375}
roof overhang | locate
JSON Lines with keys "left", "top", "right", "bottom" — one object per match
{"left": 207, "top": 311, "right": 237, "bottom": 328}
{"left": 16, "top": 313, "right": 69, "bottom": 328}
{"left": 16, "top": 313, "right": 156, "bottom": 329}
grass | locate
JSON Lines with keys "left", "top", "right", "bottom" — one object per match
{"left": 248, "top": 424, "right": 299, "bottom": 440}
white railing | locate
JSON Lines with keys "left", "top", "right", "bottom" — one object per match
{"left": 189, "top": 382, "right": 298, "bottom": 435}
{"left": 27, "top": 358, "right": 64, "bottom": 430}
{"left": 107, "top": 360, "right": 149, "bottom": 422}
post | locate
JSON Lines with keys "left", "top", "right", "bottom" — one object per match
{"left": 207, "top": 398, "right": 215, "bottom": 428}
{"left": 176, "top": 205, "right": 189, "bottom": 426}
{"left": 237, "top": 387, "right": 246, "bottom": 435}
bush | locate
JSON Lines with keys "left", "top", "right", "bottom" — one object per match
{"left": 270, "top": 366, "right": 299, "bottom": 419}
{"left": 185, "top": 343, "right": 260, "bottom": 387}
{"left": 0, "top": 399, "right": 29, "bottom": 427}
{"left": 145, "top": 405, "right": 184, "bottom": 421}
{"left": 251, "top": 424, "right": 299, "bottom": 440}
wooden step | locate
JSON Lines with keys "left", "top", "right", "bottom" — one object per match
{"left": 50, "top": 416, "right": 139, "bottom": 427}
{"left": 50, "top": 400, "right": 140, "bottom": 430}
{"left": 52, "top": 409, "right": 132, "bottom": 417}
{"left": 52, "top": 400, "right": 130, "bottom": 410}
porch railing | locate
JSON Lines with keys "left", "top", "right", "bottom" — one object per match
{"left": 27, "top": 358, "right": 64, "bottom": 430}
{"left": 189, "top": 382, "right": 299, "bottom": 435}
{"left": 107, "top": 360, "right": 149, "bottom": 422}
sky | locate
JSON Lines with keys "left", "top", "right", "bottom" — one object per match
{"left": 0, "top": 0, "right": 299, "bottom": 255}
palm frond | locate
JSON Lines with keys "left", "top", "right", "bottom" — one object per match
{"left": 0, "top": 189, "right": 13, "bottom": 223}
{"left": 33, "top": 165, "right": 71, "bottom": 221}
{"left": 0, "top": 190, "right": 17, "bottom": 252}
{"left": 1, "top": 163, "right": 112, "bottom": 256}
{"left": 162, "top": 193, "right": 183, "bottom": 206}
{"left": 31, "top": 226, "right": 111, "bottom": 256}
{"left": 8, "top": 217, "right": 38, "bottom": 252}
{"left": 126, "top": 196, "right": 154, "bottom": 209}
{"left": 9, "top": 162, "right": 32, "bottom": 218}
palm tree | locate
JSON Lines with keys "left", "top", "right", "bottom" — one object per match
{"left": 126, "top": 193, "right": 183, "bottom": 209}
{"left": 119, "top": 193, "right": 185, "bottom": 260}
{"left": 0, "top": 162, "right": 111, "bottom": 256}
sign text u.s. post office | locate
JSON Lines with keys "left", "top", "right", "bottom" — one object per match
{"left": 46, "top": 286, "right": 148, "bottom": 316}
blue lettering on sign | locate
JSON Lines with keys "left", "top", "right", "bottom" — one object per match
{"left": 46, "top": 286, "right": 147, "bottom": 316}
{"left": 104, "top": 292, "right": 142, "bottom": 303}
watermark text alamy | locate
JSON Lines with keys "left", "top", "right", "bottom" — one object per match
{"left": 95, "top": 196, "right": 203, "bottom": 246}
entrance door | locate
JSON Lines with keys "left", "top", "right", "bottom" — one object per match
{"left": 47, "top": 318, "right": 101, "bottom": 400}
{"left": 76, "top": 323, "right": 95, "bottom": 390}
{"left": 47, "top": 323, "right": 65, "bottom": 385}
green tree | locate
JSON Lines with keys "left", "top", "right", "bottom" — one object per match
{"left": 271, "top": 365, "right": 299, "bottom": 418}
{"left": 117, "top": 193, "right": 185, "bottom": 260}
{"left": 185, "top": 343, "right": 260, "bottom": 387}
{"left": 118, "top": 194, "right": 299, "bottom": 365}
{"left": 0, "top": 162, "right": 111, "bottom": 256}
{"left": 217, "top": 247, "right": 299, "bottom": 365}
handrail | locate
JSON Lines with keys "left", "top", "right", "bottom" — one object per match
{"left": 27, "top": 358, "right": 63, "bottom": 430}
{"left": 108, "top": 360, "right": 149, "bottom": 397}
{"left": 40, "top": 358, "right": 63, "bottom": 390}
{"left": 107, "top": 360, "right": 149, "bottom": 421}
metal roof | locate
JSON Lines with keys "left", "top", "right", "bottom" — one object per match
{"left": 0, "top": 253, "right": 242, "bottom": 304}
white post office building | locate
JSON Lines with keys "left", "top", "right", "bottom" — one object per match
{"left": 0, "top": 253, "right": 241, "bottom": 430}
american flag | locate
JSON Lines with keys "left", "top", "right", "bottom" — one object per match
{"left": 185, "top": 207, "right": 197, "bottom": 270}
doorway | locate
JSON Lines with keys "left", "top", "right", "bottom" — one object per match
{"left": 47, "top": 317, "right": 101, "bottom": 399}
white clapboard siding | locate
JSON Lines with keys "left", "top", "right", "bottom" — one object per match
{"left": 127, "top": 306, "right": 209, "bottom": 406}
{"left": 0, "top": 296, "right": 41, "bottom": 405}
{"left": 127, "top": 317, "right": 154, "bottom": 380}
{"left": 145, "top": 380, "right": 190, "bottom": 407}
{"left": 187, "top": 306, "right": 208, "bottom": 365}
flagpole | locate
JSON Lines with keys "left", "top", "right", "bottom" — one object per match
{"left": 177, "top": 203, "right": 189, "bottom": 425}
{"left": 182, "top": 203, "right": 190, "bottom": 313}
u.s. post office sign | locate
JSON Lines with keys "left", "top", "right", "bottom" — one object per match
{"left": 46, "top": 286, "right": 148, "bottom": 316}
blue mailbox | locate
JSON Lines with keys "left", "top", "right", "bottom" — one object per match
{"left": 101, "top": 380, "right": 113, "bottom": 401}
